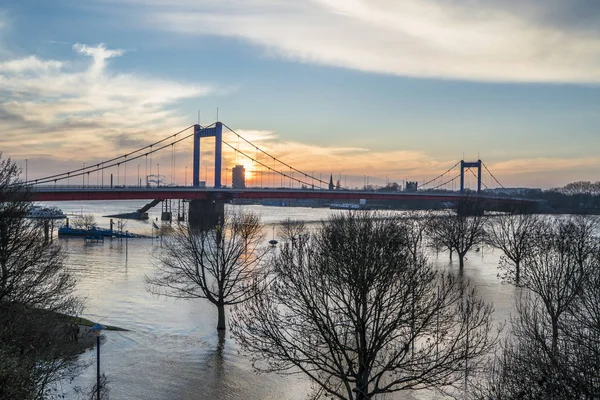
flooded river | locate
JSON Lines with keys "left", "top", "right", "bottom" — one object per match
{"left": 48, "top": 201, "right": 517, "bottom": 399}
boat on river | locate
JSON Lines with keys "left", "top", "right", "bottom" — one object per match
{"left": 26, "top": 205, "right": 66, "bottom": 219}
{"left": 58, "top": 226, "right": 148, "bottom": 239}
{"left": 329, "top": 203, "right": 370, "bottom": 210}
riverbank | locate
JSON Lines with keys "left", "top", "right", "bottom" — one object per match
{"left": 65, "top": 314, "right": 128, "bottom": 332}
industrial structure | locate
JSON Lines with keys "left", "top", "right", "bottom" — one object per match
{"left": 232, "top": 165, "right": 246, "bottom": 189}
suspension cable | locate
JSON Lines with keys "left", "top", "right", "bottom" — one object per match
{"left": 482, "top": 162, "right": 505, "bottom": 189}
{"left": 467, "top": 168, "right": 489, "bottom": 190}
{"left": 222, "top": 140, "right": 320, "bottom": 189}
{"left": 30, "top": 124, "right": 215, "bottom": 185}
{"left": 421, "top": 161, "right": 461, "bottom": 187}
{"left": 428, "top": 173, "right": 462, "bottom": 190}
{"left": 30, "top": 128, "right": 207, "bottom": 185}
{"left": 29, "top": 124, "right": 204, "bottom": 184}
{"left": 222, "top": 123, "right": 329, "bottom": 186}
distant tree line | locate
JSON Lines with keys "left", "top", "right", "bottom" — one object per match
{"left": 486, "top": 181, "right": 600, "bottom": 212}
{"left": 536, "top": 181, "right": 600, "bottom": 211}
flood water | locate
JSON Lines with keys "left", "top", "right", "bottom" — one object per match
{"left": 47, "top": 201, "right": 517, "bottom": 400}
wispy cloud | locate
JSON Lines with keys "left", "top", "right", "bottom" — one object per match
{"left": 0, "top": 42, "right": 215, "bottom": 162}
{"left": 107, "top": 0, "right": 600, "bottom": 83}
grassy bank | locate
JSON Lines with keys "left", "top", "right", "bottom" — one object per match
{"left": 62, "top": 314, "right": 129, "bottom": 331}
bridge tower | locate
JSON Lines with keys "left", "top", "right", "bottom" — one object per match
{"left": 193, "top": 122, "right": 223, "bottom": 188}
{"left": 460, "top": 160, "right": 482, "bottom": 193}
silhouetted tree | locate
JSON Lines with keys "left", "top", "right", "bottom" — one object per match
{"left": 277, "top": 218, "right": 307, "bottom": 244}
{"left": 146, "top": 210, "right": 270, "bottom": 330}
{"left": 556, "top": 181, "right": 600, "bottom": 197}
{"left": 485, "top": 212, "right": 541, "bottom": 284}
{"left": 427, "top": 201, "right": 487, "bottom": 268}
{"left": 232, "top": 212, "right": 496, "bottom": 399}
{"left": 397, "top": 211, "right": 429, "bottom": 262}
{"left": 0, "top": 153, "right": 83, "bottom": 399}
{"left": 480, "top": 216, "right": 600, "bottom": 399}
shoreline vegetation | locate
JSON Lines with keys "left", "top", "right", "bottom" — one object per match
{"left": 63, "top": 314, "right": 128, "bottom": 332}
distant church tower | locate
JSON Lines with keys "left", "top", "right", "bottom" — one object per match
{"left": 329, "top": 174, "right": 334, "bottom": 190}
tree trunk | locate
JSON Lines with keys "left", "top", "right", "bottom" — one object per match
{"left": 217, "top": 303, "right": 226, "bottom": 331}
{"left": 449, "top": 248, "right": 453, "bottom": 261}
{"left": 459, "top": 254, "right": 465, "bottom": 269}
{"left": 551, "top": 317, "right": 559, "bottom": 360}
{"left": 515, "top": 261, "right": 521, "bottom": 285}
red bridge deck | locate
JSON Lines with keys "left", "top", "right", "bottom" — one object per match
{"left": 30, "top": 186, "right": 534, "bottom": 205}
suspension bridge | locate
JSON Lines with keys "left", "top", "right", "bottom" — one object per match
{"left": 22, "top": 122, "right": 534, "bottom": 222}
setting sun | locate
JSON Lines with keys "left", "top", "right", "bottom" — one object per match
{"left": 241, "top": 162, "right": 254, "bottom": 183}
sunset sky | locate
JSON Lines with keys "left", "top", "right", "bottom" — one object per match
{"left": 1, "top": 0, "right": 599, "bottom": 189}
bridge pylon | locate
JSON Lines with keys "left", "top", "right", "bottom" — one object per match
{"left": 460, "top": 160, "right": 482, "bottom": 193}
{"left": 193, "top": 122, "right": 223, "bottom": 188}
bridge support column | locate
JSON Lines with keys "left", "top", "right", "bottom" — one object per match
{"left": 460, "top": 160, "right": 482, "bottom": 193}
{"left": 188, "top": 199, "right": 225, "bottom": 230}
{"left": 193, "top": 122, "right": 223, "bottom": 188}
{"left": 456, "top": 199, "right": 485, "bottom": 216}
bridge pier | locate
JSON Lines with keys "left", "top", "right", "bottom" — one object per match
{"left": 455, "top": 198, "right": 486, "bottom": 217}
{"left": 188, "top": 199, "right": 225, "bottom": 230}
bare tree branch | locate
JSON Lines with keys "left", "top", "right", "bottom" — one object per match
{"left": 232, "top": 212, "right": 497, "bottom": 400}
{"left": 146, "top": 209, "right": 271, "bottom": 330}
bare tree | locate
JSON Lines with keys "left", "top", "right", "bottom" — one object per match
{"left": 75, "top": 373, "right": 109, "bottom": 400}
{"left": 397, "top": 211, "right": 429, "bottom": 263}
{"left": 566, "top": 252, "right": 600, "bottom": 397}
{"left": 480, "top": 215, "right": 600, "bottom": 399}
{"left": 232, "top": 212, "right": 496, "bottom": 399}
{"left": 71, "top": 214, "right": 97, "bottom": 230}
{"left": 485, "top": 212, "right": 541, "bottom": 284}
{"left": 0, "top": 153, "right": 84, "bottom": 399}
{"left": 146, "top": 210, "right": 270, "bottom": 330}
{"left": 277, "top": 218, "right": 307, "bottom": 244}
{"left": 428, "top": 201, "right": 487, "bottom": 268}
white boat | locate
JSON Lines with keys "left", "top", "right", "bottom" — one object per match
{"left": 26, "top": 206, "right": 67, "bottom": 219}
{"left": 329, "top": 203, "right": 368, "bottom": 210}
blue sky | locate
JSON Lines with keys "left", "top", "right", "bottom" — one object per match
{"left": 0, "top": 0, "right": 599, "bottom": 188}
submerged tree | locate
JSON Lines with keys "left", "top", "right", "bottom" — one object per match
{"left": 232, "top": 212, "right": 496, "bottom": 399}
{"left": 480, "top": 215, "right": 600, "bottom": 399}
{"left": 485, "top": 212, "right": 541, "bottom": 284}
{"left": 146, "top": 210, "right": 270, "bottom": 330}
{"left": 396, "top": 211, "right": 429, "bottom": 263}
{"left": 0, "top": 153, "right": 83, "bottom": 399}
{"left": 428, "top": 200, "right": 487, "bottom": 268}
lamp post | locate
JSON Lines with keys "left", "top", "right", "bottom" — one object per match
{"left": 157, "top": 164, "right": 160, "bottom": 187}
{"left": 25, "top": 159, "right": 28, "bottom": 184}
{"left": 185, "top": 166, "right": 188, "bottom": 187}
{"left": 91, "top": 323, "right": 106, "bottom": 400}
{"left": 83, "top": 162, "right": 86, "bottom": 187}
{"left": 137, "top": 165, "right": 140, "bottom": 187}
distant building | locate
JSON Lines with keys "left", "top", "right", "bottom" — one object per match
{"left": 232, "top": 165, "right": 246, "bottom": 189}
{"left": 405, "top": 181, "right": 418, "bottom": 191}
{"left": 329, "top": 174, "right": 334, "bottom": 191}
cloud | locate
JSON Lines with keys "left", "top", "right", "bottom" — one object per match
{"left": 106, "top": 0, "right": 600, "bottom": 83}
{"left": 0, "top": 42, "right": 216, "bottom": 161}
{"left": 0, "top": 56, "right": 64, "bottom": 73}
{"left": 487, "top": 156, "right": 600, "bottom": 175}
